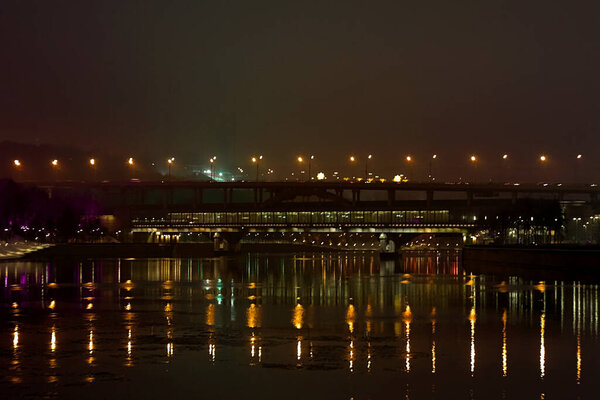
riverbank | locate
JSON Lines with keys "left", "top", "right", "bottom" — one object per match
{"left": 17, "top": 242, "right": 353, "bottom": 260}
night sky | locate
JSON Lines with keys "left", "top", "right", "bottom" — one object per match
{"left": 1, "top": 0, "right": 599, "bottom": 180}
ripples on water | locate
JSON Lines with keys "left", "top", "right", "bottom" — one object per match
{"left": 1, "top": 251, "right": 599, "bottom": 399}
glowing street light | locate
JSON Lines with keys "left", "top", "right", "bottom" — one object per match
{"left": 209, "top": 156, "right": 217, "bottom": 181}
{"left": 502, "top": 154, "right": 508, "bottom": 160}
{"left": 251, "top": 155, "right": 263, "bottom": 182}
{"left": 128, "top": 157, "right": 134, "bottom": 165}
{"left": 51, "top": 159, "right": 58, "bottom": 166}
{"left": 365, "top": 154, "right": 372, "bottom": 178}
{"left": 317, "top": 172, "right": 325, "bottom": 180}
{"left": 539, "top": 155, "right": 547, "bottom": 162}
{"left": 13, "top": 159, "right": 21, "bottom": 167}
{"left": 577, "top": 154, "right": 582, "bottom": 159}
{"left": 405, "top": 155, "right": 412, "bottom": 162}
{"left": 89, "top": 158, "right": 95, "bottom": 166}
{"left": 470, "top": 155, "right": 477, "bottom": 162}
{"left": 167, "top": 157, "right": 174, "bottom": 180}
{"left": 429, "top": 154, "right": 437, "bottom": 181}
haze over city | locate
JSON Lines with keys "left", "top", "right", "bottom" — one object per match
{"left": 2, "top": 1, "right": 600, "bottom": 181}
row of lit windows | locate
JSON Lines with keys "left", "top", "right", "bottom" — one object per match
{"left": 136, "top": 210, "right": 456, "bottom": 225}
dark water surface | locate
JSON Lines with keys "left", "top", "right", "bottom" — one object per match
{"left": 1, "top": 251, "right": 598, "bottom": 399}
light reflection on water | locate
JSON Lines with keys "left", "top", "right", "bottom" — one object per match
{"left": 0, "top": 251, "right": 599, "bottom": 399}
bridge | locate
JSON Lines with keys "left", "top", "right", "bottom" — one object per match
{"left": 39, "top": 181, "right": 599, "bottom": 239}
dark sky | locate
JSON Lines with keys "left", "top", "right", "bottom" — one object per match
{"left": 1, "top": 0, "right": 599, "bottom": 180}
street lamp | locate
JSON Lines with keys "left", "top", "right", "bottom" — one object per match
{"left": 365, "top": 154, "right": 372, "bottom": 178}
{"left": 251, "top": 155, "right": 262, "bottom": 182}
{"left": 13, "top": 159, "right": 21, "bottom": 167}
{"left": 167, "top": 157, "right": 174, "bottom": 181}
{"left": 209, "top": 156, "right": 217, "bottom": 181}
{"left": 89, "top": 158, "right": 97, "bottom": 181}
{"left": 428, "top": 154, "right": 437, "bottom": 181}
{"left": 469, "top": 155, "right": 477, "bottom": 183}
{"left": 128, "top": 157, "right": 134, "bottom": 165}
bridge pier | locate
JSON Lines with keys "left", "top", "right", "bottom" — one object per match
{"left": 213, "top": 232, "right": 242, "bottom": 254}
{"left": 426, "top": 190, "right": 433, "bottom": 207}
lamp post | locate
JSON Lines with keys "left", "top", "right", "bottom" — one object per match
{"left": 470, "top": 155, "right": 477, "bottom": 183}
{"left": 576, "top": 154, "right": 583, "bottom": 184}
{"left": 349, "top": 155, "right": 356, "bottom": 179}
{"left": 539, "top": 155, "right": 547, "bottom": 182}
{"left": 12, "top": 159, "right": 21, "bottom": 181}
{"left": 167, "top": 157, "right": 174, "bottom": 181}
{"left": 308, "top": 155, "right": 314, "bottom": 180}
{"left": 365, "top": 154, "right": 372, "bottom": 179}
{"left": 405, "top": 155, "right": 413, "bottom": 181}
{"left": 89, "top": 158, "right": 97, "bottom": 181}
{"left": 251, "top": 155, "right": 262, "bottom": 182}
{"left": 428, "top": 154, "right": 437, "bottom": 182}
{"left": 209, "top": 156, "right": 217, "bottom": 181}
{"left": 51, "top": 159, "right": 59, "bottom": 181}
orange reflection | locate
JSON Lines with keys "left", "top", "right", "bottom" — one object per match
{"left": 403, "top": 305, "right": 412, "bottom": 373}
{"left": 502, "top": 309, "right": 508, "bottom": 377}
{"left": 346, "top": 304, "right": 356, "bottom": 333}
{"left": 469, "top": 307, "right": 476, "bottom": 376}
{"left": 292, "top": 304, "right": 304, "bottom": 330}
{"left": 540, "top": 311, "right": 545, "bottom": 379}
{"left": 247, "top": 303, "right": 261, "bottom": 328}
{"left": 206, "top": 303, "right": 215, "bottom": 326}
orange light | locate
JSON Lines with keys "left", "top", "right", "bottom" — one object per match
{"left": 470, "top": 155, "right": 477, "bottom": 162}
{"left": 51, "top": 159, "right": 58, "bottom": 166}
{"left": 540, "top": 155, "right": 547, "bottom": 162}
{"left": 406, "top": 155, "right": 412, "bottom": 162}
{"left": 349, "top": 156, "right": 356, "bottom": 162}
{"left": 128, "top": 157, "right": 134, "bottom": 165}
{"left": 13, "top": 159, "right": 21, "bottom": 167}
{"left": 297, "top": 156, "right": 303, "bottom": 163}
{"left": 89, "top": 158, "right": 95, "bottom": 166}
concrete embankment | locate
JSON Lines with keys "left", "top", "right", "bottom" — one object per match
{"left": 19, "top": 242, "right": 350, "bottom": 260}
{"left": 463, "top": 245, "right": 600, "bottom": 280}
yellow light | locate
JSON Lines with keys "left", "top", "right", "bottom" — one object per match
{"left": 13, "top": 325, "right": 18, "bottom": 349}
{"left": 50, "top": 327, "right": 56, "bottom": 352}
{"left": 297, "top": 156, "right": 303, "bottom": 163}
{"left": 470, "top": 155, "right": 477, "bottom": 162}
{"left": 89, "top": 158, "right": 95, "bottom": 166}
{"left": 292, "top": 304, "right": 304, "bottom": 330}
{"left": 51, "top": 159, "right": 58, "bottom": 166}
{"left": 368, "top": 154, "right": 372, "bottom": 159}
{"left": 49, "top": 300, "right": 56, "bottom": 309}
{"left": 406, "top": 155, "right": 412, "bottom": 162}
{"left": 167, "top": 158, "right": 173, "bottom": 164}
{"left": 86, "top": 303, "right": 93, "bottom": 310}
{"left": 13, "top": 159, "right": 21, "bottom": 167}
{"left": 346, "top": 304, "right": 356, "bottom": 333}
{"left": 540, "top": 155, "right": 547, "bottom": 162}
{"left": 251, "top": 157, "right": 257, "bottom": 163}
{"left": 128, "top": 157, "right": 134, "bottom": 165}
{"left": 350, "top": 156, "right": 356, "bottom": 162}
{"left": 502, "top": 154, "right": 508, "bottom": 160}
{"left": 317, "top": 172, "right": 325, "bottom": 180}
{"left": 393, "top": 175, "right": 402, "bottom": 183}
{"left": 432, "top": 154, "right": 437, "bottom": 159}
